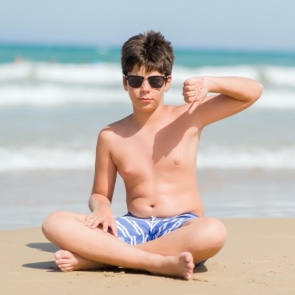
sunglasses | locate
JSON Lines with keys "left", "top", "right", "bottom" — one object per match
{"left": 124, "top": 75, "right": 169, "bottom": 89}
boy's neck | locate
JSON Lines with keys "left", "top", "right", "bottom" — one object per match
{"left": 131, "top": 104, "right": 166, "bottom": 129}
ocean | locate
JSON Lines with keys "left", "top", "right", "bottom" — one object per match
{"left": 0, "top": 44, "right": 294, "bottom": 230}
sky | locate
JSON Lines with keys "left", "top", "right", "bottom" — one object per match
{"left": 0, "top": 0, "right": 294, "bottom": 51}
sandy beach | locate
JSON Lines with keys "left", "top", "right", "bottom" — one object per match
{"left": 1, "top": 218, "right": 294, "bottom": 295}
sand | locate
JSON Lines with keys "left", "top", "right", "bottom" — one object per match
{"left": 0, "top": 219, "right": 294, "bottom": 295}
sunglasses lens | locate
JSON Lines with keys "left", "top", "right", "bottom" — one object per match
{"left": 148, "top": 76, "right": 165, "bottom": 88}
{"left": 126, "top": 76, "right": 167, "bottom": 88}
{"left": 128, "top": 76, "right": 143, "bottom": 88}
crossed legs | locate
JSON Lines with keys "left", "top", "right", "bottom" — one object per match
{"left": 42, "top": 211, "right": 227, "bottom": 280}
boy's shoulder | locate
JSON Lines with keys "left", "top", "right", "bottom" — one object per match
{"left": 108, "top": 114, "right": 132, "bottom": 129}
{"left": 99, "top": 114, "right": 133, "bottom": 138}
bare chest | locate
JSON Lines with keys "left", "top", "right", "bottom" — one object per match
{"left": 112, "top": 127, "right": 198, "bottom": 179}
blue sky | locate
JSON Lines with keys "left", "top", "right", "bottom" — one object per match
{"left": 1, "top": 0, "right": 294, "bottom": 51}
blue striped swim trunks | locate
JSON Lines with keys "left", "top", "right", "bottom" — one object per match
{"left": 115, "top": 212, "right": 199, "bottom": 245}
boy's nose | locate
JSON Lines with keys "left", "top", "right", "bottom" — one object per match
{"left": 141, "top": 79, "right": 151, "bottom": 90}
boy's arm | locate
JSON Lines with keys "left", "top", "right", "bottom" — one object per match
{"left": 85, "top": 128, "right": 118, "bottom": 236}
{"left": 183, "top": 76, "right": 263, "bottom": 127}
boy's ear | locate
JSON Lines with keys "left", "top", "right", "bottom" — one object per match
{"left": 123, "top": 76, "right": 128, "bottom": 91}
{"left": 164, "top": 75, "right": 172, "bottom": 92}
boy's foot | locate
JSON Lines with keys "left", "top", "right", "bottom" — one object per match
{"left": 54, "top": 250, "right": 194, "bottom": 280}
{"left": 54, "top": 250, "right": 106, "bottom": 272}
{"left": 153, "top": 252, "right": 195, "bottom": 280}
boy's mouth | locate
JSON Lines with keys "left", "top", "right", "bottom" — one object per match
{"left": 139, "top": 97, "right": 152, "bottom": 101}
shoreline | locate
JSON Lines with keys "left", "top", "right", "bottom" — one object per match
{"left": 1, "top": 218, "right": 294, "bottom": 294}
{"left": 1, "top": 168, "right": 295, "bottom": 231}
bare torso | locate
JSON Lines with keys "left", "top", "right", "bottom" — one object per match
{"left": 108, "top": 105, "right": 204, "bottom": 218}
{"left": 91, "top": 75, "right": 262, "bottom": 223}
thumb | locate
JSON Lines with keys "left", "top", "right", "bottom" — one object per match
{"left": 188, "top": 100, "right": 199, "bottom": 114}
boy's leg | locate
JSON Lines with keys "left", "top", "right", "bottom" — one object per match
{"left": 114, "top": 213, "right": 227, "bottom": 264}
{"left": 136, "top": 217, "right": 228, "bottom": 264}
{"left": 42, "top": 211, "right": 195, "bottom": 280}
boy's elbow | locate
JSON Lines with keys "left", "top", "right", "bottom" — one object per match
{"left": 88, "top": 195, "right": 95, "bottom": 211}
{"left": 251, "top": 81, "right": 264, "bottom": 102}
{"left": 256, "top": 82, "right": 264, "bottom": 99}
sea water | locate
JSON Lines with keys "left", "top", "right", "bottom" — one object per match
{"left": 0, "top": 44, "right": 294, "bottom": 230}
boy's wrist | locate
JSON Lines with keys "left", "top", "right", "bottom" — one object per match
{"left": 203, "top": 76, "right": 217, "bottom": 94}
{"left": 89, "top": 193, "right": 111, "bottom": 211}
{"left": 202, "top": 76, "right": 209, "bottom": 92}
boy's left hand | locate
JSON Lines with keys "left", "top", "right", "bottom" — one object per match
{"left": 182, "top": 77, "right": 208, "bottom": 113}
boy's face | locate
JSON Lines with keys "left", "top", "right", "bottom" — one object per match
{"left": 123, "top": 66, "right": 171, "bottom": 112}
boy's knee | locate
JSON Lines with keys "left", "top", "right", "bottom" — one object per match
{"left": 42, "top": 211, "right": 66, "bottom": 237}
{"left": 189, "top": 217, "right": 227, "bottom": 250}
{"left": 206, "top": 218, "right": 228, "bottom": 249}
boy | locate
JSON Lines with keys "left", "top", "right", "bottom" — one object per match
{"left": 42, "top": 30, "right": 263, "bottom": 280}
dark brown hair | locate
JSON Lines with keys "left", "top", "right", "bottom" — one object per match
{"left": 121, "top": 30, "right": 174, "bottom": 76}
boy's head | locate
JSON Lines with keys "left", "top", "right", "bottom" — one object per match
{"left": 121, "top": 30, "right": 174, "bottom": 76}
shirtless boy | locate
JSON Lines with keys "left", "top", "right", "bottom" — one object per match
{"left": 42, "top": 30, "right": 263, "bottom": 280}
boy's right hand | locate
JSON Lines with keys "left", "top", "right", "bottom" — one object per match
{"left": 182, "top": 77, "right": 209, "bottom": 114}
{"left": 85, "top": 207, "right": 118, "bottom": 237}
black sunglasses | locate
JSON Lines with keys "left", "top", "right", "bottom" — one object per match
{"left": 124, "top": 75, "right": 169, "bottom": 89}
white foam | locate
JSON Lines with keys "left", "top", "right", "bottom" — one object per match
{"left": 0, "top": 84, "right": 126, "bottom": 105}
{"left": 1, "top": 62, "right": 294, "bottom": 86}
{"left": 0, "top": 62, "right": 122, "bottom": 84}
{"left": 0, "top": 81, "right": 294, "bottom": 109}
{"left": 0, "top": 62, "right": 295, "bottom": 108}
{"left": 254, "top": 89, "right": 295, "bottom": 109}
{"left": 1, "top": 145, "right": 294, "bottom": 171}
{"left": 263, "top": 66, "right": 295, "bottom": 87}
{"left": 198, "top": 146, "right": 295, "bottom": 169}
{"left": 0, "top": 147, "right": 94, "bottom": 171}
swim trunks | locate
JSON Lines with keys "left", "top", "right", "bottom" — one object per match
{"left": 115, "top": 212, "right": 199, "bottom": 246}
